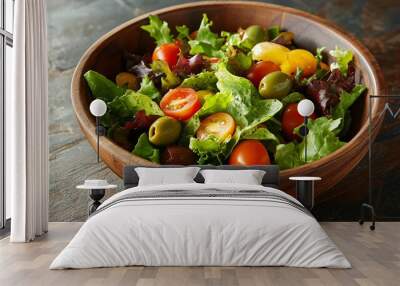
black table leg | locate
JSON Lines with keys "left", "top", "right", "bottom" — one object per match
{"left": 89, "top": 189, "right": 105, "bottom": 215}
{"left": 296, "top": 181, "right": 314, "bottom": 210}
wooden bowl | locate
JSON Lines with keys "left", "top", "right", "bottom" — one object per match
{"left": 71, "top": 1, "right": 386, "bottom": 198}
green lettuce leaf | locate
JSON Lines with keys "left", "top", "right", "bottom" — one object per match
{"left": 329, "top": 47, "right": 353, "bottom": 76}
{"left": 227, "top": 51, "right": 253, "bottom": 73}
{"left": 281, "top": 92, "right": 304, "bottom": 108}
{"left": 275, "top": 117, "right": 345, "bottom": 169}
{"left": 198, "top": 92, "right": 232, "bottom": 116}
{"left": 180, "top": 71, "right": 218, "bottom": 91}
{"left": 221, "top": 31, "right": 253, "bottom": 51}
{"left": 84, "top": 70, "right": 125, "bottom": 102}
{"left": 215, "top": 64, "right": 256, "bottom": 127}
{"left": 98, "top": 111, "right": 119, "bottom": 128}
{"left": 179, "top": 113, "right": 201, "bottom": 146}
{"left": 132, "top": 133, "right": 160, "bottom": 163}
{"left": 241, "top": 125, "right": 281, "bottom": 153}
{"left": 315, "top": 47, "right": 325, "bottom": 66}
{"left": 176, "top": 25, "right": 190, "bottom": 40}
{"left": 332, "top": 84, "right": 366, "bottom": 135}
{"left": 215, "top": 63, "right": 282, "bottom": 129}
{"left": 189, "top": 136, "right": 222, "bottom": 165}
{"left": 189, "top": 129, "right": 240, "bottom": 165}
{"left": 151, "top": 60, "right": 180, "bottom": 90}
{"left": 183, "top": 63, "right": 282, "bottom": 164}
{"left": 275, "top": 143, "right": 302, "bottom": 170}
{"left": 312, "top": 47, "right": 330, "bottom": 80}
{"left": 188, "top": 14, "right": 225, "bottom": 58}
{"left": 221, "top": 31, "right": 241, "bottom": 47}
{"left": 141, "top": 15, "right": 173, "bottom": 46}
{"left": 108, "top": 90, "right": 164, "bottom": 119}
{"left": 137, "top": 76, "right": 161, "bottom": 101}
{"left": 245, "top": 99, "right": 283, "bottom": 132}
{"left": 179, "top": 92, "right": 231, "bottom": 145}
{"left": 241, "top": 126, "right": 280, "bottom": 144}
{"left": 266, "top": 117, "right": 282, "bottom": 133}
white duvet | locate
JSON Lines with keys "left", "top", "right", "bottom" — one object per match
{"left": 50, "top": 183, "right": 350, "bottom": 269}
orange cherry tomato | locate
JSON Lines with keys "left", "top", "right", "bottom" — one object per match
{"left": 280, "top": 49, "right": 317, "bottom": 77}
{"left": 282, "top": 103, "right": 317, "bottom": 141}
{"left": 196, "top": 112, "right": 236, "bottom": 142}
{"left": 152, "top": 43, "right": 180, "bottom": 68}
{"left": 247, "top": 61, "right": 280, "bottom": 87}
{"left": 160, "top": 88, "right": 201, "bottom": 121}
{"left": 229, "top": 140, "right": 270, "bottom": 166}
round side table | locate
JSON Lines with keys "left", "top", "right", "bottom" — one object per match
{"left": 289, "top": 177, "right": 321, "bottom": 210}
{"left": 77, "top": 182, "right": 117, "bottom": 215}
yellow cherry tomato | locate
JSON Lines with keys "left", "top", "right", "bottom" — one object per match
{"left": 115, "top": 72, "right": 139, "bottom": 90}
{"left": 280, "top": 49, "right": 317, "bottom": 77}
{"left": 196, "top": 112, "right": 236, "bottom": 142}
{"left": 251, "top": 42, "right": 290, "bottom": 65}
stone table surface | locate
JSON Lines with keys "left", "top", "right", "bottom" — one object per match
{"left": 47, "top": 0, "right": 400, "bottom": 222}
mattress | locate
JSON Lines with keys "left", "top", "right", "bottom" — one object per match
{"left": 50, "top": 183, "right": 350, "bottom": 269}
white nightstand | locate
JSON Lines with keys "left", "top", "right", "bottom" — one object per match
{"left": 77, "top": 180, "right": 117, "bottom": 215}
{"left": 289, "top": 177, "right": 321, "bottom": 210}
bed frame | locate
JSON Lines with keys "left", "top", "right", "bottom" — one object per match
{"left": 123, "top": 165, "right": 280, "bottom": 189}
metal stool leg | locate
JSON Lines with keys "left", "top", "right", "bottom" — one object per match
{"left": 89, "top": 189, "right": 105, "bottom": 215}
{"left": 359, "top": 203, "right": 375, "bottom": 231}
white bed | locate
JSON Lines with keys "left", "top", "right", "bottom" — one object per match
{"left": 50, "top": 181, "right": 350, "bottom": 269}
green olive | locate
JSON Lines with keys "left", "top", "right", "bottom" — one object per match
{"left": 148, "top": 116, "right": 181, "bottom": 146}
{"left": 258, "top": 71, "right": 293, "bottom": 99}
{"left": 243, "top": 25, "right": 266, "bottom": 46}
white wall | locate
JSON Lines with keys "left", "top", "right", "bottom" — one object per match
{"left": 5, "top": 45, "right": 12, "bottom": 220}
{"left": 4, "top": 0, "right": 14, "bottom": 220}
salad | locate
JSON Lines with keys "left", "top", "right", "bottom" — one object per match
{"left": 83, "top": 14, "right": 366, "bottom": 169}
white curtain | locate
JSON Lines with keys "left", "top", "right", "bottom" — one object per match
{"left": 7, "top": 0, "right": 49, "bottom": 242}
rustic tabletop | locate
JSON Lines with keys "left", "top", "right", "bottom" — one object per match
{"left": 47, "top": 0, "right": 400, "bottom": 221}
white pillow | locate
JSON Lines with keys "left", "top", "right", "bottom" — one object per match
{"left": 135, "top": 167, "right": 200, "bottom": 186}
{"left": 200, "top": 169, "right": 266, "bottom": 185}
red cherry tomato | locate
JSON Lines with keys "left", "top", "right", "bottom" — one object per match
{"left": 229, "top": 140, "right": 270, "bottom": 166}
{"left": 247, "top": 61, "right": 280, "bottom": 87}
{"left": 174, "top": 39, "right": 183, "bottom": 49}
{"left": 282, "top": 103, "right": 317, "bottom": 141}
{"left": 160, "top": 88, "right": 201, "bottom": 121}
{"left": 152, "top": 43, "right": 180, "bottom": 68}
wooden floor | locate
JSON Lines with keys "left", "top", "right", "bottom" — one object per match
{"left": 0, "top": 222, "right": 399, "bottom": 286}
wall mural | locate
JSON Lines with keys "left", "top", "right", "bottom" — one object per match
{"left": 370, "top": 97, "right": 400, "bottom": 219}
{"left": 48, "top": 0, "right": 399, "bottom": 221}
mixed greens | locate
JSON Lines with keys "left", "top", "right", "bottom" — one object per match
{"left": 83, "top": 14, "right": 366, "bottom": 169}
